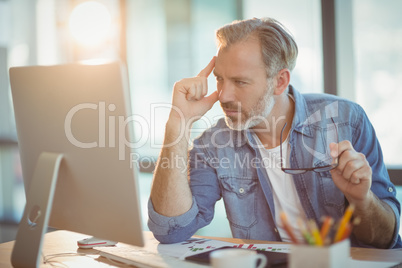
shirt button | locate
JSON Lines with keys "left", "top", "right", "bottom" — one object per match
{"left": 239, "top": 188, "right": 245, "bottom": 194}
{"left": 388, "top": 187, "right": 394, "bottom": 192}
{"left": 274, "top": 228, "right": 278, "bottom": 233}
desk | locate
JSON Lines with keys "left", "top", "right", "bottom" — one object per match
{"left": 0, "top": 230, "right": 401, "bottom": 267}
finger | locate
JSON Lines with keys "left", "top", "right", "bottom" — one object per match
{"left": 336, "top": 148, "right": 360, "bottom": 172}
{"left": 350, "top": 165, "right": 372, "bottom": 184}
{"left": 194, "top": 77, "right": 208, "bottom": 100}
{"left": 350, "top": 173, "right": 361, "bottom": 184}
{"left": 330, "top": 168, "right": 355, "bottom": 195}
{"left": 349, "top": 167, "right": 366, "bottom": 184}
{"left": 202, "top": 80, "right": 208, "bottom": 96}
{"left": 197, "top": 56, "right": 216, "bottom": 78}
{"left": 184, "top": 78, "right": 204, "bottom": 101}
{"left": 331, "top": 167, "right": 360, "bottom": 186}
{"left": 341, "top": 159, "right": 365, "bottom": 180}
{"left": 331, "top": 140, "right": 358, "bottom": 170}
{"left": 195, "top": 82, "right": 203, "bottom": 100}
{"left": 329, "top": 142, "right": 339, "bottom": 159}
{"left": 186, "top": 84, "right": 197, "bottom": 101}
{"left": 200, "top": 90, "right": 219, "bottom": 108}
{"left": 330, "top": 140, "right": 353, "bottom": 158}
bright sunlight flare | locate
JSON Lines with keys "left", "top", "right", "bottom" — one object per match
{"left": 69, "top": 1, "right": 112, "bottom": 46}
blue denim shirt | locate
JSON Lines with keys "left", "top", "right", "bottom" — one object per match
{"left": 148, "top": 86, "right": 402, "bottom": 248}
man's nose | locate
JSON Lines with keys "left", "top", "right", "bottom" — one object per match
{"left": 218, "top": 82, "right": 236, "bottom": 103}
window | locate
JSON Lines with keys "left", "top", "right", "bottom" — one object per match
{"left": 353, "top": 0, "right": 402, "bottom": 168}
{"left": 126, "top": 0, "right": 240, "bottom": 160}
{"left": 0, "top": 2, "right": 25, "bottom": 224}
{"left": 244, "top": 0, "right": 323, "bottom": 94}
{"left": 127, "top": 0, "right": 323, "bottom": 162}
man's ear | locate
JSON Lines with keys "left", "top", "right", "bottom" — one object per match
{"left": 273, "top": 69, "right": 290, "bottom": 95}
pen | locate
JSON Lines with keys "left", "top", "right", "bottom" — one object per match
{"left": 280, "top": 211, "right": 299, "bottom": 244}
{"left": 334, "top": 204, "right": 355, "bottom": 242}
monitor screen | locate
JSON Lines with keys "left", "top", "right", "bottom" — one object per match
{"left": 9, "top": 62, "right": 144, "bottom": 266}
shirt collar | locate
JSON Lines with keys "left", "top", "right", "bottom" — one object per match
{"left": 288, "top": 85, "right": 314, "bottom": 138}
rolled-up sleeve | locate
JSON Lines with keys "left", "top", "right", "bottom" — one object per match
{"left": 147, "top": 196, "right": 200, "bottom": 244}
{"left": 147, "top": 136, "right": 222, "bottom": 244}
{"left": 353, "top": 105, "right": 401, "bottom": 248}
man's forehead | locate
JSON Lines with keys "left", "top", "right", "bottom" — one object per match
{"left": 214, "top": 39, "right": 265, "bottom": 76}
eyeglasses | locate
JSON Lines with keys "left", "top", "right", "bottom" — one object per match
{"left": 280, "top": 117, "right": 338, "bottom": 175}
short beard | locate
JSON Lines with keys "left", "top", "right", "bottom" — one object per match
{"left": 224, "top": 80, "right": 275, "bottom": 131}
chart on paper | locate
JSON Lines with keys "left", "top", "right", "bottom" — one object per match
{"left": 157, "top": 236, "right": 291, "bottom": 260}
{"left": 157, "top": 237, "right": 233, "bottom": 259}
{"left": 233, "top": 243, "right": 291, "bottom": 252}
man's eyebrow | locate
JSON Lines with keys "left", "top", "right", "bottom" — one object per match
{"left": 212, "top": 70, "right": 250, "bottom": 81}
{"left": 230, "top": 75, "right": 250, "bottom": 81}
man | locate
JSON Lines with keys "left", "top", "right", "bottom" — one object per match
{"left": 148, "top": 17, "right": 401, "bottom": 248}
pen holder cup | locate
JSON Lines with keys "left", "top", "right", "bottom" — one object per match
{"left": 289, "top": 239, "right": 350, "bottom": 268}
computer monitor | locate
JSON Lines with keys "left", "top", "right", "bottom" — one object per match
{"left": 9, "top": 62, "right": 144, "bottom": 267}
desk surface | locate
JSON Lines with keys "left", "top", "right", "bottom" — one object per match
{"left": 0, "top": 230, "right": 401, "bottom": 267}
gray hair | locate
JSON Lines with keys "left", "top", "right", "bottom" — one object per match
{"left": 216, "top": 17, "right": 298, "bottom": 77}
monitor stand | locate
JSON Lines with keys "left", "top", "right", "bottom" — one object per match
{"left": 11, "top": 152, "right": 63, "bottom": 268}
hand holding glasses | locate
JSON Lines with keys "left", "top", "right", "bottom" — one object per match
{"left": 280, "top": 117, "right": 339, "bottom": 175}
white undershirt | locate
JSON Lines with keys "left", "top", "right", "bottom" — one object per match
{"left": 253, "top": 133, "right": 305, "bottom": 242}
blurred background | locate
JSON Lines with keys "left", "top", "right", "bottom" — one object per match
{"left": 0, "top": 0, "right": 401, "bottom": 242}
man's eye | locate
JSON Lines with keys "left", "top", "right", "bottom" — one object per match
{"left": 235, "top": 80, "right": 246, "bottom": 85}
{"left": 216, "top": 77, "right": 223, "bottom": 82}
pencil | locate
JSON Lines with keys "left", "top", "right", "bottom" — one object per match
{"left": 309, "top": 220, "right": 323, "bottom": 246}
{"left": 340, "top": 222, "right": 352, "bottom": 241}
{"left": 320, "top": 216, "right": 334, "bottom": 242}
{"left": 280, "top": 211, "right": 299, "bottom": 244}
{"left": 334, "top": 204, "right": 355, "bottom": 242}
{"left": 297, "top": 218, "right": 315, "bottom": 245}
{"left": 340, "top": 217, "right": 361, "bottom": 241}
